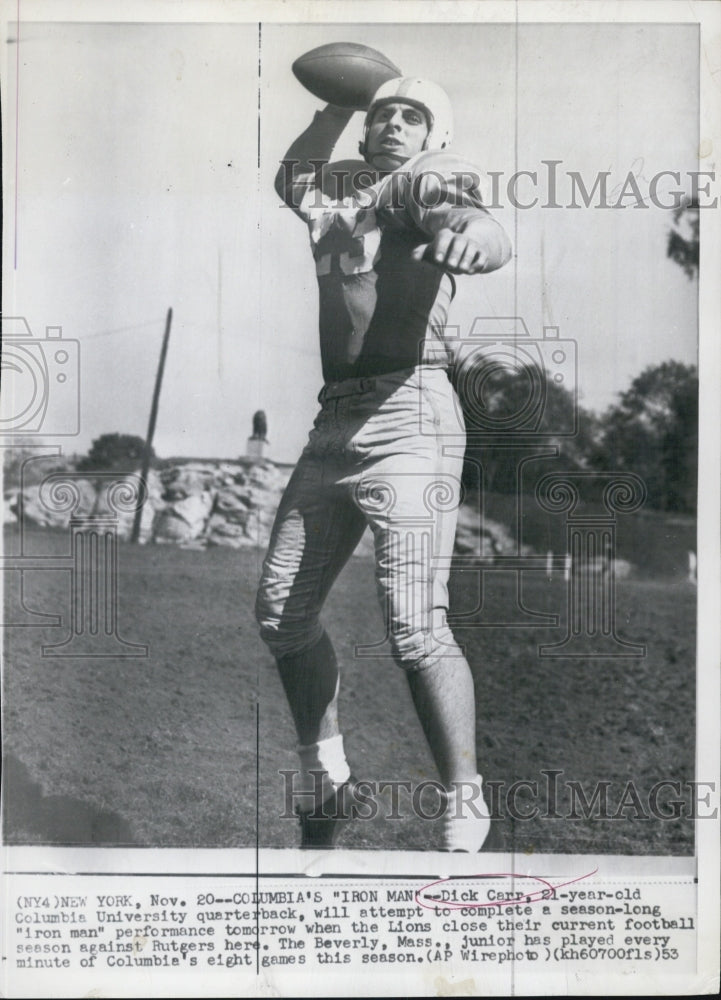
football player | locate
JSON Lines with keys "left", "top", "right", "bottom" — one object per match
{"left": 256, "top": 76, "right": 511, "bottom": 850}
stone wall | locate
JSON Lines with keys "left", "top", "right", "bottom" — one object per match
{"left": 6, "top": 460, "right": 292, "bottom": 550}
{"left": 6, "top": 459, "right": 535, "bottom": 561}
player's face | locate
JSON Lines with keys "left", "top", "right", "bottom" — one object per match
{"left": 365, "top": 102, "right": 429, "bottom": 169}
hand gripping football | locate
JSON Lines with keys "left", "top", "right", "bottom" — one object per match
{"left": 292, "top": 42, "right": 402, "bottom": 110}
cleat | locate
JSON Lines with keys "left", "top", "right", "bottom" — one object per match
{"left": 297, "top": 776, "right": 359, "bottom": 849}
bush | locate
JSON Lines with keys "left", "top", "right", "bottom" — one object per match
{"left": 76, "top": 433, "right": 153, "bottom": 473}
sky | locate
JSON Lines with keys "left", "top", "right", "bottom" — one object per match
{"left": 1, "top": 10, "right": 702, "bottom": 463}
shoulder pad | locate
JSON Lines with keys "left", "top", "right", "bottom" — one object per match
{"left": 404, "top": 150, "right": 485, "bottom": 178}
{"left": 400, "top": 150, "right": 491, "bottom": 205}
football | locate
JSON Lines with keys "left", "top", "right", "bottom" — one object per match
{"left": 292, "top": 43, "right": 402, "bottom": 110}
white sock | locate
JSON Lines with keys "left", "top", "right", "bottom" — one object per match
{"left": 441, "top": 774, "right": 491, "bottom": 852}
{"left": 296, "top": 734, "right": 351, "bottom": 813}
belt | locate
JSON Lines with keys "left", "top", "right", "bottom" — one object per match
{"left": 319, "top": 376, "right": 379, "bottom": 401}
{"left": 319, "top": 364, "right": 446, "bottom": 402}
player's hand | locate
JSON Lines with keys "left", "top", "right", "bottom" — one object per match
{"left": 412, "top": 229, "right": 489, "bottom": 275}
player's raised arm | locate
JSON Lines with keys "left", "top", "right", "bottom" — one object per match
{"left": 274, "top": 104, "right": 354, "bottom": 209}
{"left": 276, "top": 43, "right": 404, "bottom": 211}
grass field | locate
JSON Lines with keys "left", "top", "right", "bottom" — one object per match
{"left": 3, "top": 522, "right": 696, "bottom": 855}
{"left": 475, "top": 490, "right": 696, "bottom": 579}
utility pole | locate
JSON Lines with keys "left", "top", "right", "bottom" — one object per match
{"left": 130, "top": 307, "right": 172, "bottom": 543}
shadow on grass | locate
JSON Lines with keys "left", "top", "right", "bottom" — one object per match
{"left": 2, "top": 754, "right": 137, "bottom": 846}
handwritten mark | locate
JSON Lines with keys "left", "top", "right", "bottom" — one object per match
{"left": 415, "top": 868, "right": 599, "bottom": 911}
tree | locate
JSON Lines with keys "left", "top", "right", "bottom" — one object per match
{"left": 590, "top": 361, "right": 697, "bottom": 512}
{"left": 459, "top": 364, "right": 598, "bottom": 494}
{"left": 77, "top": 433, "right": 153, "bottom": 472}
{"left": 2, "top": 445, "right": 73, "bottom": 488}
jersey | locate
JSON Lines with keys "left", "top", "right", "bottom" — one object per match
{"left": 276, "top": 107, "right": 498, "bottom": 383}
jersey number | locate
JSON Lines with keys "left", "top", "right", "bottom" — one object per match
{"left": 313, "top": 209, "right": 381, "bottom": 277}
